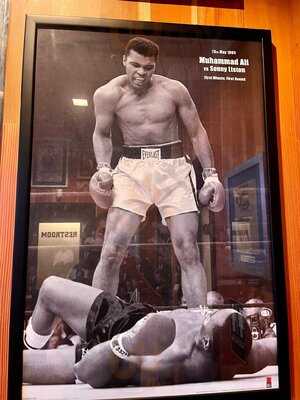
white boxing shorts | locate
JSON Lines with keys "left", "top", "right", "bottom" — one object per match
{"left": 111, "top": 156, "right": 199, "bottom": 219}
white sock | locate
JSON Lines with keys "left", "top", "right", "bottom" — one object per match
{"left": 24, "top": 317, "right": 53, "bottom": 349}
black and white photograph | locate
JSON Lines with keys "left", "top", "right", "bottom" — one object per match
{"left": 10, "top": 16, "right": 289, "bottom": 400}
{"left": 31, "top": 140, "right": 68, "bottom": 187}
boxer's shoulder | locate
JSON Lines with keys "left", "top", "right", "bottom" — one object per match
{"left": 155, "top": 75, "right": 185, "bottom": 91}
{"left": 93, "top": 76, "right": 125, "bottom": 107}
{"left": 155, "top": 76, "right": 191, "bottom": 103}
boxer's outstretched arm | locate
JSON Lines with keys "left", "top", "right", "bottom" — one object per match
{"left": 23, "top": 347, "right": 75, "bottom": 384}
{"left": 92, "top": 85, "right": 119, "bottom": 167}
{"left": 75, "top": 314, "right": 176, "bottom": 388}
{"left": 175, "top": 82, "right": 214, "bottom": 168}
{"left": 74, "top": 341, "right": 120, "bottom": 388}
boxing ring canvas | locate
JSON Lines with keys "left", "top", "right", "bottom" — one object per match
{"left": 9, "top": 16, "right": 290, "bottom": 400}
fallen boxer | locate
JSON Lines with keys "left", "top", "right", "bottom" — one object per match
{"left": 89, "top": 36, "right": 225, "bottom": 307}
{"left": 23, "top": 276, "right": 277, "bottom": 387}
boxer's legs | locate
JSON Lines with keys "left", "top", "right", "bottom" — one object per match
{"left": 167, "top": 212, "right": 207, "bottom": 307}
{"left": 23, "top": 347, "right": 75, "bottom": 384}
{"left": 27, "top": 277, "right": 101, "bottom": 344}
{"left": 92, "top": 208, "right": 143, "bottom": 293}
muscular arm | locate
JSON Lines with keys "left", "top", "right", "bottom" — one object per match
{"left": 74, "top": 342, "right": 164, "bottom": 388}
{"left": 74, "top": 342, "right": 121, "bottom": 388}
{"left": 23, "top": 347, "right": 76, "bottom": 384}
{"left": 92, "top": 85, "right": 119, "bottom": 166}
{"left": 176, "top": 82, "right": 214, "bottom": 168}
{"left": 75, "top": 313, "right": 176, "bottom": 388}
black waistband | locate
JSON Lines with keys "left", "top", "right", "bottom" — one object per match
{"left": 122, "top": 141, "right": 183, "bottom": 159}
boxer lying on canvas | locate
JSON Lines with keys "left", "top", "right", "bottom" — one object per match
{"left": 23, "top": 276, "right": 276, "bottom": 387}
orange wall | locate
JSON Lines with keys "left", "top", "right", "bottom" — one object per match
{"left": 1, "top": 0, "right": 300, "bottom": 399}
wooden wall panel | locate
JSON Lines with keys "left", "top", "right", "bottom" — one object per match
{"left": 0, "top": 0, "right": 27, "bottom": 396}
{"left": 26, "top": 0, "right": 139, "bottom": 20}
{"left": 151, "top": 3, "right": 192, "bottom": 23}
{"left": 197, "top": 6, "right": 244, "bottom": 26}
{"left": 285, "top": 0, "right": 300, "bottom": 396}
{"left": 1, "top": 1, "right": 300, "bottom": 399}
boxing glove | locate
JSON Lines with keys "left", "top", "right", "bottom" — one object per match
{"left": 89, "top": 166, "right": 113, "bottom": 209}
{"left": 198, "top": 173, "right": 225, "bottom": 213}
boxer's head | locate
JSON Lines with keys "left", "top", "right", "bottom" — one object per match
{"left": 124, "top": 37, "right": 159, "bottom": 61}
{"left": 123, "top": 37, "right": 159, "bottom": 91}
{"left": 196, "top": 309, "right": 252, "bottom": 376}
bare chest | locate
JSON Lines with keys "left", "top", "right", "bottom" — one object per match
{"left": 116, "top": 89, "right": 176, "bottom": 126}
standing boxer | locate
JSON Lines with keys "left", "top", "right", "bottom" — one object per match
{"left": 23, "top": 276, "right": 276, "bottom": 387}
{"left": 90, "top": 37, "right": 225, "bottom": 307}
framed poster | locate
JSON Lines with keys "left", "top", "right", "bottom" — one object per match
{"left": 9, "top": 16, "right": 290, "bottom": 400}
{"left": 31, "top": 140, "right": 68, "bottom": 187}
{"left": 225, "top": 154, "right": 269, "bottom": 277}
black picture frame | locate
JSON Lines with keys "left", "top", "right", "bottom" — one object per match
{"left": 9, "top": 15, "right": 290, "bottom": 400}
